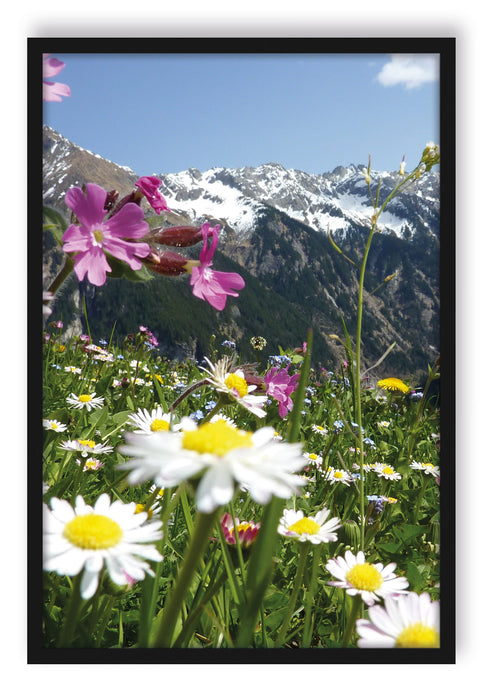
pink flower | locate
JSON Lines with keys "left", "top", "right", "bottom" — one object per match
{"left": 135, "top": 176, "right": 170, "bottom": 214}
{"left": 264, "top": 366, "right": 300, "bottom": 418}
{"left": 220, "top": 513, "right": 261, "bottom": 548}
{"left": 190, "top": 224, "right": 245, "bottom": 310}
{"left": 43, "top": 54, "right": 71, "bottom": 102}
{"left": 62, "top": 183, "right": 150, "bottom": 286}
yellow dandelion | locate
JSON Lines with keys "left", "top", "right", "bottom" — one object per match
{"left": 377, "top": 377, "right": 410, "bottom": 394}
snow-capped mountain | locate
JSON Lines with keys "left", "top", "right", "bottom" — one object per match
{"left": 158, "top": 162, "right": 439, "bottom": 242}
{"left": 43, "top": 126, "right": 439, "bottom": 245}
{"left": 42, "top": 126, "right": 441, "bottom": 381}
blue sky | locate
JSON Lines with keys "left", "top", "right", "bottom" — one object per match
{"left": 43, "top": 52, "right": 439, "bottom": 176}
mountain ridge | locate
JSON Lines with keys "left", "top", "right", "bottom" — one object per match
{"left": 42, "top": 126, "right": 440, "bottom": 383}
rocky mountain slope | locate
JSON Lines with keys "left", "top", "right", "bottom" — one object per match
{"left": 42, "top": 126, "right": 440, "bottom": 383}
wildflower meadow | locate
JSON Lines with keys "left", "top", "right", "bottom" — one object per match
{"left": 37, "top": 51, "right": 449, "bottom": 658}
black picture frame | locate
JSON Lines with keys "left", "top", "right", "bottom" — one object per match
{"left": 29, "top": 36, "right": 455, "bottom": 664}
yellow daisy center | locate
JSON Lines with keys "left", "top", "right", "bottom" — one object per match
{"left": 308, "top": 453, "right": 318, "bottom": 460}
{"left": 396, "top": 623, "right": 440, "bottom": 648}
{"left": 150, "top": 418, "right": 170, "bottom": 432}
{"left": 78, "top": 439, "right": 96, "bottom": 448}
{"left": 289, "top": 517, "right": 321, "bottom": 536}
{"left": 346, "top": 562, "right": 383, "bottom": 591}
{"left": 78, "top": 394, "right": 92, "bottom": 403}
{"left": 182, "top": 421, "right": 253, "bottom": 456}
{"left": 229, "top": 522, "right": 252, "bottom": 537}
{"left": 225, "top": 373, "right": 249, "bottom": 398}
{"left": 63, "top": 513, "right": 123, "bottom": 549}
{"left": 383, "top": 466, "right": 394, "bottom": 475}
{"left": 93, "top": 229, "right": 104, "bottom": 243}
{"left": 334, "top": 471, "right": 344, "bottom": 479}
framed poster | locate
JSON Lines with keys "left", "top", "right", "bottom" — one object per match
{"left": 29, "top": 37, "right": 455, "bottom": 663}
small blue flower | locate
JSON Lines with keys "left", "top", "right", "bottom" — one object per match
{"left": 189, "top": 410, "right": 204, "bottom": 421}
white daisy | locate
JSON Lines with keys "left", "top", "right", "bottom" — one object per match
{"left": 129, "top": 360, "right": 149, "bottom": 372}
{"left": 325, "top": 550, "right": 409, "bottom": 606}
{"left": 66, "top": 392, "right": 105, "bottom": 411}
{"left": 410, "top": 461, "right": 440, "bottom": 478}
{"left": 43, "top": 419, "right": 68, "bottom": 433}
{"left": 278, "top": 507, "right": 340, "bottom": 544}
{"left": 311, "top": 424, "right": 328, "bottom": 436}
{"left": 304, "top": 452, "right": 323, "bottom": 467}
{"left": 64, "top": 366, "right": 82, "bottom": 375}
{"left": 201, "top": 357, "right": 268, "bottom": 418}
{"left": 127, "top": 406, "right": 176, "bottom": 434}
{"left": 373, "top": 463, "right": 402, "bottom": 481}
{"left": 82, "top": 457, "right": 105, "bottom": 471}
{"left": 59, "top": 439, "right": 113, "bottom": 458}
{"left": 377, "top": 421, "right": 390, "bottom": 429}
{"left": 356, "top": 591, "right": 440, "bottom": 647}
{"left": 43, "top": 493, "right": 163, "bottom": 599}
{"left": 119, "top": 418, "right": 307, "bottom": 513}
{"left": 318, "top": 466, "right": 354, "bottom": 486}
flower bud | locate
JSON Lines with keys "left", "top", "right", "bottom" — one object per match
{"left": 143, "top": 249, "right": 190, "bottom": 277}
{"left": 151, "top": 225, "right": 206, "bottom": 247}
{"left": 361, "top": 167, "right": 371, "bottom": 185}
{"left": 399, "top": 156, "right": 406, "bottom": 176}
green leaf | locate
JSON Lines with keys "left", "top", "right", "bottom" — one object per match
{"left": 88, "top": 406, "right": 109, "bottom": 430}
{"left": 105, "top": 253, "right": 154, "bottom": 282}
{"left": 397, "top": 524, "right": 426, "bottom": 544}
{"left": 112, "top": 410, "right": 131, "bottom": 427}
{"left": 377, "top": 541, "right": 402, "bottom": 554}
{"left": 406, "top": 561, "right": 429, "bottom": 591}
{"left": 94, "top": 374, "right": 114, "bottom": 395}
{"left": 43, "top": 206, "right": 69, "bottom": 246}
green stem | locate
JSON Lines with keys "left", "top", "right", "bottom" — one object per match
{"left": 152, "top": 509, "right": 219, "bottom": 647}
{"left": 355, "top": 223, "right": 376, "bottom": 551}
{"left": 341, "top": 593, "right": 362, "bottom": 648}
{"left": 412, "top": 477, "right": 428, "bottom": 524}
{"left": 353, "top": 169, "right": 419, "bottom": 551}
{"left": 302, "top": 545, "right": 321, "bottom": 647}
{"left": 199, "top": 397, "right": 225, "bottom": 426}
{"left": 58, "top": 572, "right": 83, "bottom": 647}
{"left": 48, "top": 256, "right": 74, "bottom": 295}
{"left": 275, "top": 542, "right": 310, "bottom": 646}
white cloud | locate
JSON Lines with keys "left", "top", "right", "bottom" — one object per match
{"left": 376, "top": 54, "right": 439, "bottom": 89}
